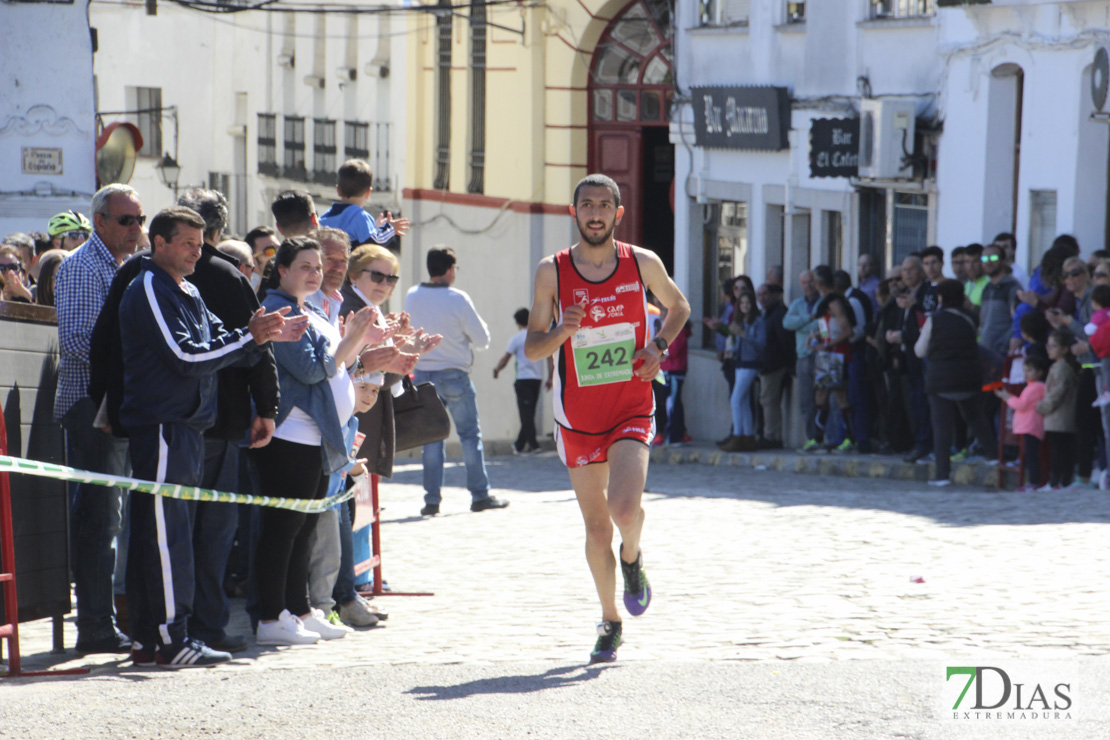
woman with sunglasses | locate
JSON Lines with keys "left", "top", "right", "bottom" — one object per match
{"left": 251, "top": 236, "right": 380, "bottom": 645}
{"left": 0, "top": 246, "right": 32, "bottom": 303}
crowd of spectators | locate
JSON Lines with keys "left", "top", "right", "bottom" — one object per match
{"left": 699, "top": 233, "right": 1110, "bottom": 490}
{"left": 0, "top": 158, "right": 507, "bottom": 667}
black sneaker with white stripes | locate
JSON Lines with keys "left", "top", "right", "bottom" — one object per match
{"left": 155, "top": 638, "right": 232, "bottom": 669}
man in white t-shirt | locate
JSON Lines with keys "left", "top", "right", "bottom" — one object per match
{"left": 493, "top": 308, "right": 553, "bottom": 454}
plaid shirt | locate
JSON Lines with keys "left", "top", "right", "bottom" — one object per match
{"left": 54, "top": 232, "right": 124, "bottom": 420}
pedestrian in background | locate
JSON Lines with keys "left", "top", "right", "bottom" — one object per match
{"left": 493, "top": 307, "right": 550, "bottom": 455}
{"left": 1035, "top": 328, "right": 1080, "bottom": 490}
{"left": 995, "top": 355, "right": 1049, "bottom": 491}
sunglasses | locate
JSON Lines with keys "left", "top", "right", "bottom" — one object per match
{"left": 1064, "top": 268, "right": 1087, "bottom": 278}
{"left": 0, "top": 263, "right": 22, "bottom": 274}
{"left": 64, "top": 230, "right": 89, "bottom": 241}
{"left": 1095, "top": 271, "right": 1110, "bottom": 279}
{"left": 981, "top": 254, "right": 1001, "bottom": 263}
{"left": 257, "top": 246, "right": 276, "bottom": 258}
{"left": 363, "top": 269, "right": 399, "bottom": 286}
{"left": 109, "top": 214, "right": 146, "bottom": 227}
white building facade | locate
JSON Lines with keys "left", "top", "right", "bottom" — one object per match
{"left": 671, "top": 0, "right": 1110, "bottom": 444}
{"left": 0, "top": 2, "right": 97, "bottom": 238}
{"left": 90, "top": 0, "right": 407, "bottom": 238}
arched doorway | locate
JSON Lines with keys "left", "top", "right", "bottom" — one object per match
{"left": 588, "top": 0, "right": 675, "bottom": 271}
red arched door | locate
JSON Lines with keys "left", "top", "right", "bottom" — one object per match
{"left": 588, "top": 0, "right": 675, "bottom": 269}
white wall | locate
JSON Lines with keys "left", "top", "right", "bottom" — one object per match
{"left": 91, "top": 2, "right": 405, "bottom": 233}
{"left": 0, "top": 3, "right": 96, "bottom": 236}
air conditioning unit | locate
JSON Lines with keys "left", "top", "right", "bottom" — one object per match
{"left": 857, "top": 99, "right": 916, "bottom": 180}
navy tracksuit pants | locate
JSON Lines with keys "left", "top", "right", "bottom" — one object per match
{"left": 126, "top": 423, "right": 204, "bottom": 651}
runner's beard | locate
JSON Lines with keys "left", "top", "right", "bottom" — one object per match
{"left": 577, "top": 218, "right": 615, "bottom": 247}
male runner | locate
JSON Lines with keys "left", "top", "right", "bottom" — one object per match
{"left": 525, "top": 174, "right": 690, "bottom": 663}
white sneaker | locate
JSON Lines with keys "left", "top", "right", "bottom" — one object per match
{"left": 338, "top": 596, "right": 381, "bottom": 627}
{"left": 927, "top": 479, "right": 951, "bottom": 487}
{"left": 302, "top": 608, "right": 351, "bottom": 640}
{"left": 256, "top": 609, "right": 321, "bottom": 646}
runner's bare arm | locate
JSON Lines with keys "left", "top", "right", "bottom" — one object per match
{"left": 633, "top": 247, "right": 691, "bottom": 346}
{"left": 525, "top": 257, "right": 582, "bottom": 361}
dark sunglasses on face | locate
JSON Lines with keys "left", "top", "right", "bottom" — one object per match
{"left": 111, "top": 214, "right": 146, "bottom": 227}
{"left": 0, "top": 263, "right": 22, "bottom": 274}
{"left": 1064, "top": 268, "right": 1087, "bottom": 278}
{"left": 981, "top": 254, "right": 1001, "bottom": 263}
{"left": 364, "top": 269, "right": 399, "bottom": 286}
{"left": 64, "top": 230, "right": 90, "bottom": 241}
{"left": 1095, "top": 271, "right": 1110, "bottom": 279}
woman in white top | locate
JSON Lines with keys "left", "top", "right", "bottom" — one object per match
{"left": 251, "top": 236, "right": 378, "bottom": 646}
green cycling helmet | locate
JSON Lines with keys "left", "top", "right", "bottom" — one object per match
{"left": 48, "top": 210, "right": 92, "bottom": 237}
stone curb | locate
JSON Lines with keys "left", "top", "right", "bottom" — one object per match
{"left": 650, "top": 444, "right": 1021, "bottom": 489}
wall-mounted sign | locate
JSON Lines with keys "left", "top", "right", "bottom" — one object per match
{"left": 22, "top": 147, "right": 64, "bottom": 175}
{"left": 692, "top": 86, "right": 790, "bottom": 151}
{"left": 809, "top": 118, "right": 859, "bottom": 178}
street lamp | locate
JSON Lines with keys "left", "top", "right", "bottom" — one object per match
{"left": 155, "top": 152, "right": 181, "bottom": 198}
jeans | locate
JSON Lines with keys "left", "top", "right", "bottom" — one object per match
{"left": 903, "top": 370, "right": 932, "bottom": 453}
{"left": 333, "top": 498, "right": 358, "bottom": 606}
{"left": 928, "top": 394, "right": 998, "bottom": 481}
{"left": 307, "top": 507, "right": 340, "bottom": 613}
{"left": 758, "top": 367, "right": 789, "bottom": 442}
{"left": 847, "top": 351, "right": 871, "bottom": 451}
{"left": 664, "top": 372, "right": 686, "bottom": 443}
{"left": 63, "top": 396, "right": 129, "bottom": 642}
{"left": 414, "top": 368, "right": 491, "bottom": 505}
{"left": 795, "top": 355, "right": 817, "bottom": 441}
{"left": 731, "top": 368, "right": 760, "bottom": 436}
{"left": 513, "top": 378, "right": 542, "bottom": 451}
{"left": 188, "top": 438, "right": 240, "bottom": 643}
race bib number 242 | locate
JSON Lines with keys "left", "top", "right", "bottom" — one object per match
{"left": 572, "top": 323, "right": 636, "bottom": 387}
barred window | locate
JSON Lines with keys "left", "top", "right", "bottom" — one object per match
{"left": 313, "top": 118, "right": 337, "bottom": 185}
{"left": 467, "top": 0, "right": 486, "bottom": 194}
{"left": 344, "top": 120, "right": 370, "bottom": 160}
{"left": 433, "top": 0, "right": 452, "bottom": 190}
{"left": 283, "top": 116, "right": 306, "bottom": 180}
{"left": 870, "top": 0, "right": 934, "bottom": 19}
{"left": 136, "top": 87, "right": 162, "bottom": 158}
{"left": 257, "top": 113, "right": 278, "bottom": 176}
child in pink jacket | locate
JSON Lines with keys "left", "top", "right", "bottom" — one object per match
{"left": 995, "top": 354, "right": 1049, "bottom": 491}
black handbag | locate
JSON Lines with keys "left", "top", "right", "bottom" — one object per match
{"left": 392, "top": 375, "right": 451, "bottom": 451}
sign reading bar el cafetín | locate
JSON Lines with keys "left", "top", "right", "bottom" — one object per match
{"left": 692, "top": 86, "right": 790, "bottom": 151}
{"left": 809, "top": 118, "right": 859, "bottom": 178}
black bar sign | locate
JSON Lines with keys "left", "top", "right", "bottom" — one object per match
{"left": 692, "top": 86, "right": 790, "bottom": 151}
{"left": 809, "top": 118, "right": 860, "bottom": 178}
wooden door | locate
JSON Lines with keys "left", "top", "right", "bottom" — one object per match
{"left": 590, "top": 127, "right": 642, "bottom": 247}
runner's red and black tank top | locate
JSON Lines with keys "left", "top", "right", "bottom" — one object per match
{"left": 553, "top": 242, "right": 654, "bottom": 434}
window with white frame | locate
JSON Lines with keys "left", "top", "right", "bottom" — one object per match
{"left": 283, "top": 116, "right": 306, "bottom": 180}
{"left": 870, "top": 0, "right": 934, "bottom": 19}
{"left": 698, "top": 0, "right": 749, "bottom": 27}
{"left": 312, "top": 118, "right": 336, "bottom": 185}
{"left": 136, "top": 87, "right": 162, "bottom": 158}
{"left": 257, "top": 113, "right": 278, "bottom": 177}
{"left": 786, "top": 2, "right": 805, "bottom": 23}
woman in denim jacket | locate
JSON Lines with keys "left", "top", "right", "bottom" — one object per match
{"left": 250, "top": 236, "right": 379, "bottom": 647}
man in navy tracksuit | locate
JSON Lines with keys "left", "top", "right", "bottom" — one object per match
{"left": 118, "top": 206, "right": 305, "bottom": 668}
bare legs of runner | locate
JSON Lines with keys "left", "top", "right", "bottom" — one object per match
{"left": 568, "top": 439, "right": 648, "bottom": 623}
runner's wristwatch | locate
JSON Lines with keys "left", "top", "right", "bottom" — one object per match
{"left": 651, "top": 336, "right": 669, "bottom": 357}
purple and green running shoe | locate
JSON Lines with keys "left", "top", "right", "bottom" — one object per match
{"left": 589, "top": 621, "right": 622, "bottom": 664}
{"left": 620, "top": 547, "right": 652, "bottom": 616}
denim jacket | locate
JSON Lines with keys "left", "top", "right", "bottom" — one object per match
{"left": 730, "top": 315, "right": 766, "bottom": 369}
{"left": 262, "top": 288, "right": 349, "bottom": 474}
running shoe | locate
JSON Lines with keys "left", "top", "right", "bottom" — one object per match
{"left": 800, "top": 439, "right": 821, "bottom": 453}
{"left": 951, "top": 447, "right": 970, "bottom": 462}
{"left": 589, "top": 621, "right": 622, "bottom": 664}
{"left": 155, "top": 639, "right": 232, "bottom": 669}
{"left": 831, "top": 439, "right": 856, "bottom": 454}
{"left": 619, "top": 547, "right": 652, "bottom": 616}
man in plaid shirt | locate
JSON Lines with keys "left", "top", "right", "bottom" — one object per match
{"left": 54, "top": 184, "right": 144, "bottom": 655}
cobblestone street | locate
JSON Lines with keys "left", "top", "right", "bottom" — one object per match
{"left": 6, "top": 452, "right": 1110, "bottom": 738}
